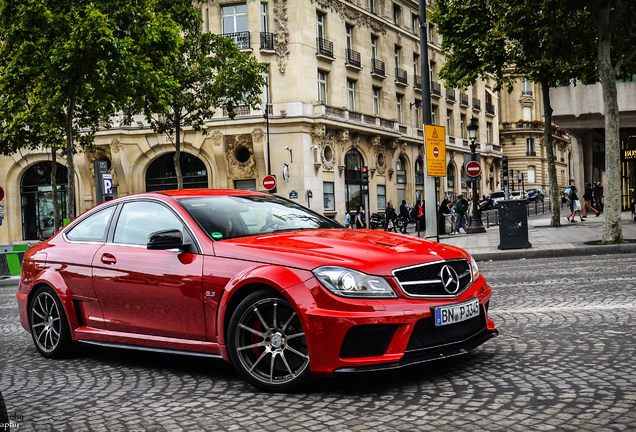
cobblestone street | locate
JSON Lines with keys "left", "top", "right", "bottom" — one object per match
{"left": 1, "top": 254, "right": 635, "bottom": 431}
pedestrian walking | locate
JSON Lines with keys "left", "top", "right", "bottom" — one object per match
{"left": 438, "top": 198, "right": 451, "bottom": 235}
{"left": 593, "top": 181, "right": 603, "bottom": 212}
{"left": 344, "top": 210, "right": 353, "bottom": 229}
{"left": 582, "top": 182, "right": 600, "bottom": 218}
{"left": 385, "top": 201, "right": 398, "bottom": 232}
{"left": 454, "top": 195, "right": 467, "bottom": 233}
{"left": 399, "top": 200, "right": 410, "bottom": 233}
{"left": 566, "top": 187, "right": 584, "bottom": 222}
{"left": 355, "top": 206, "right": 365, "bottom": 229}
{"left": 414, "top": 200, "right": 424, "bottom": 231}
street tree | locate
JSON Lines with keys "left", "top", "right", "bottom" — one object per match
{"left": 146, "top": 2, "right": 267, "bottom": 189}
{"left": 0, "top": 0, "right": 182, "bottom": 219}
{"left": 585, "top": 0, "right": 636, "bottom": 243}
{"left": 431, "top": 0, "right": 596, "bottom": 228}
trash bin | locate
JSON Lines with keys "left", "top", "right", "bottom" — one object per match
{"left": 444, "top": 214, "right": 454, "bottom": 234}
{"left": 498, "top": 200, "right": 532, "bottom": 250}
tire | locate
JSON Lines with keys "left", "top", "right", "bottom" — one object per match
{"left": 29, "top": 286, "right": 74, "bottom": 358}
{"left": 227, "top": 289, "right": 312, "bottom": 392}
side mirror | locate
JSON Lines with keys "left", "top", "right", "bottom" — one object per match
{"left": 147, "top": 229, "right": 185, "bottom": 250}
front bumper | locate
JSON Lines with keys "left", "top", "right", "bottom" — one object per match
{"left": 290, "top": 276, "right": 497, "bottom": 376}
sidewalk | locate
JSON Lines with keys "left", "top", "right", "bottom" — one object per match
{"left": 413, "top": 208, "right": 636, "bottom": 261}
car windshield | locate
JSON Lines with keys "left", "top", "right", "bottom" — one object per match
{"left": 491, "top": 192, "right": 505, "bottom": 198}
{"left": 178, "top": 194, "right": 341, "bottom": 240}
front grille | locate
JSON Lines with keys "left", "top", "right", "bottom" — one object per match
{"left": 393, "top": 259, "right": 472, "bottom": 298}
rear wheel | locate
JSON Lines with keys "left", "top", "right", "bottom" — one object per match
{"left": 227, "top": 289, "right": 312, "bottom": 392}
{"left": 29, "top": 286, "right": 74, "bottom": 358}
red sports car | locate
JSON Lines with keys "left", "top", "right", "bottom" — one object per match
{"left": 17, "top": 189, "right": 497, "bottom": 391}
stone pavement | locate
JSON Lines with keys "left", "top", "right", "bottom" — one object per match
{"left": 429, "top": 208, "right": 636, "bottom": 261}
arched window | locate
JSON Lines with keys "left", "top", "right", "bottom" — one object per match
{"left": 344, "top": 149, "right": 364, "bottom": 212}
{"left": 145, "top": 153, "right": 208, "bottom": 192}
{"left": 21, "top": 162, "right": 68, "bottom": 240}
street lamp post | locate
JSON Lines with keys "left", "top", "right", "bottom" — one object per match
{"left": 466, "top": 117, "right": 486, "bottom": 234}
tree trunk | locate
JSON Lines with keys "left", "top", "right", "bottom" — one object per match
{"left": 541, "top": 81, "right": 560, "bottom": 227}
{"left": 51, "top": 146, "right": 59, "bottom": 233}
{"left": 174, "top": 112, "right": 183, "bottom": 190}
{"left": 66, "top": 95, "right": 76, "bottom": 220}
{"left": 594, "top": 2, "right": 623, "bottom": 243}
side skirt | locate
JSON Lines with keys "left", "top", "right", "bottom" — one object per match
{"left": 77, "top": 339, "right": 223, "bottom": 360}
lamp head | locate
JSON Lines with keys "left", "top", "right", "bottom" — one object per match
{"left": 467, "top": 117, "right": 479, "bottom": 141}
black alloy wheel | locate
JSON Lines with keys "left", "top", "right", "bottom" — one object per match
{"left": 227, "top": 289, "right": 312, "bottom": 392}
{"left": 29, "top": 286, "right": 74, "bottom": 358}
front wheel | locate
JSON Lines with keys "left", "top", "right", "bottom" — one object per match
{"left": 227, "top": 289, "right": 312, "bottom": 392}
{"left": 29, "top": 286, "right": 74, "bottom": 358}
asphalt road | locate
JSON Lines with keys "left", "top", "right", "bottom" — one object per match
{"left": 1, "top": 254, "right": 635, "bottom": 431}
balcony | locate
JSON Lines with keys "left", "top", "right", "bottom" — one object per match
{"left": 260, "top": 32, "right": 274, "bottom": 51}
{"left": 446, "top": 88, "right": 456, "bottom": 102}
{"left": 414, "top": 74, "right": 422, "bottom": 90}
{"left": 522, "top": 90, "right": 533, "bottom": 96}
{"left": 316, "top": 37, "right": 334, "bottom": 59}
{"left": 431, "top": 81, "right": 442, "bottom": 97}
{"left": 486, "top": 102, "right": 495, "bottom": 115}
{"left": 223, "top": 31, "right": 251, "bottom": 50}
{"left": 371, "top": 58, "right": 386, "bottom": 78}
{"left": 345, "top": 49, "right": 362, "bottom": 69}
{"left": 472, "top": 98, "right": 481, "bottom": 110}
{"left": 395, "top": 68, "right": 408, "bottom": 86}
{"left": 460, "top": 92, "right": 469, "bottom": 106}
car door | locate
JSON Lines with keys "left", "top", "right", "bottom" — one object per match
{"left": 92, "top": 200, "right": 206, "bottom": 341}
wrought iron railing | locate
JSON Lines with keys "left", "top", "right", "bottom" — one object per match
{"left": 431, "top": 81, "right": 441, "bottom": 96}
{"left": 395, "top": 68, "right": 408, "bottom": 84}
{"left": 316, "top": 37, "right": 334, "bottom": 58}
{"left": 223, "top": 31, "right": 250, "bottom": 50}
{"left": 371, "top": 58, "right": 386, "bottom": 76}
{"left": 346, "top": 49, "right": 361, "bottom": 67}
{"left": 260, "top": 32, "right": 274, "bottom": 50}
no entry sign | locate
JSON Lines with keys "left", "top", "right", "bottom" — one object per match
{"left": 466, "top": 161, "right": 482, "bottom": 177}
{"left": 262, "top": 175, "right": 277, "bottom": 191}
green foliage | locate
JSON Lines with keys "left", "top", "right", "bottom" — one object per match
{"left": 431, "top": 0, "right": 597, "bottom": 90}
{"left": 145, "top": 1, "right": 267, "bottom": 138}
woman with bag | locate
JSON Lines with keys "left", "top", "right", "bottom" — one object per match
{"left": 567, "top": 187, "right": 585, "bottom": 222}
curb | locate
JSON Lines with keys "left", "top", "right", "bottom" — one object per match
{"left": 471, "top": 242, "right": 636, "bottom": 262}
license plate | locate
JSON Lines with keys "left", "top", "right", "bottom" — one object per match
{"left": 433, "top": 298, "right": 480, "bottom": 327}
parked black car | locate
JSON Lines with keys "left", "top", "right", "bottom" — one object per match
{"left": 526, "top": 189, "right": 544, "bottom": 202}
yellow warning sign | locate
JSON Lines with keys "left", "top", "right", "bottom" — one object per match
{"left": 425, "top": 125, "right": 446, "bottom": 177}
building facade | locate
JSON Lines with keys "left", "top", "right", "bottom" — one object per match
{"left": 0, "top": 0, "right": 501, "bottom": 244}
{"left": 498, "top": 78, "right": 572, "bottom": 194}
{"left": 550, "top": 79, "right": 636, "bottom": 209}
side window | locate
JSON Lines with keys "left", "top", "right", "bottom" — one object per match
{"left": 113, "top": 201, "right": 183, "bottom": 246}
{"left": 66, "top": 206, "right": 115, "bottom": 242}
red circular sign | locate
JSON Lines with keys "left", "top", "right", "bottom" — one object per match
{"left": 262, "top": 175, "right": 277, "bottom": 191}
{"left": 0, "top": 186, "right": 4, "bottom": 202}
{"left": 466, "top": 161, "right": 482, "bottom": 177}
{"left": 433, "top": 147, "right": 439, "bottom": 158}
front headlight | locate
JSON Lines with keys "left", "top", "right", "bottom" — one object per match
{"left": 470, "top": 255, "right": 480, "bottom": 282}
{"left": 313, "top": 266, "right": 397, "bottom": 299}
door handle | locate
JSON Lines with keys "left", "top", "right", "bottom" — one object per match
{"left": 101, "top": 254, "right": 117, "bottom": 265}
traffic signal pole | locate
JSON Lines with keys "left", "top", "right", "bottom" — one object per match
{"left": 420, "top": 2, "right": 437, "bottom": 239}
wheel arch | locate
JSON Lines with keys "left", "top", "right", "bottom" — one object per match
{"left": 216, "top": 265, "right": 315, "bottom": 351}
{"left": 26, "top": 276, "right": 79, "bottom": 335}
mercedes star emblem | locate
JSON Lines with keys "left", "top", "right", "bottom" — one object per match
{"left": 440, "top": 265, "right": 461, "bottom": 294}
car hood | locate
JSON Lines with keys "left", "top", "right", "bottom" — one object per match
{"left": 212, "top": 229, "right": 469, "bottom": 275}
